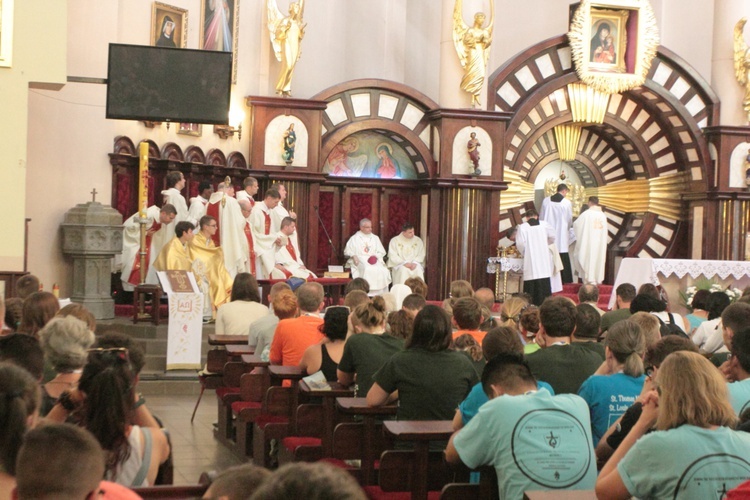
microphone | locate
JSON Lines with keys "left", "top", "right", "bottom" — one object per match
{"left": 313, "top": 203, "right": 336, "bottom": 264}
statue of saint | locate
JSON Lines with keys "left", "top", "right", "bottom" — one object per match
{"left": 734, "top": 18, "right": 750, "bottom": 122}
{"left": 267, "top": 0, "right": 306, "bottom": 97}
{"left": 282, "top": 123, "right": 296, "bottom": 164}
{"left": 453, "top": 0, "right": 494, "bottom": 108}
{"left": 467, "top": 132, "right": 481, "bottom": 175}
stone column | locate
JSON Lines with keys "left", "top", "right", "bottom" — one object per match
{"left": 61, "top": 202, "right": 123, "bottom": 319}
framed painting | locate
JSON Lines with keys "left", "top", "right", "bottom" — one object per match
{"left": 178, "top": 123, "right": 202, "bottom": 136}
{"left": 0, "top": 0, "right": 14, "bottom": 67}
{"left": 151, "top": 2, "right": 188, "bottom": 48}
{"left": 200, "top": 0, "right": 239, "bottom": 83}
{"left": 568, "top": 0, "right": 660, "bottom": 94}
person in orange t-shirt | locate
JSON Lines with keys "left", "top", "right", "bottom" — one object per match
{"left": 451, "top": 297, "right": 487, "bottom": 344}
{"left": 269, "top": 282, "right": 326, "bottom": 366}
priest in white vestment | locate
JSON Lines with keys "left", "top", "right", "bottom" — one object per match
{"left": 271, "top": 217, "right": 317, "bottom": 279}
{"left": 573, "top": 196, "right": 608, "bottom": 284}
{"left": 187, "top": 181, "right": 213, "bottom": 225}
{"left": 387, "top": 223, "right": 426, "bottom": 285}
{"left": 160, "top": 171, "right": 189, "bottom": 242}
{"left": 249, "top": 189, "right": 283, "bottom": 279}
{"left": 236, "top": 176, "right": 258, "bottom": 205}
{"left": 206, "top": 181, "right": 248, "bottom": 278}
{"left": 344, "top": 218, "right": 391, "bottom": 295}
{"left": 515, "top": 209, "right": 556, "bottom": 306}
{"left": 120, "top": 204, "right": 176, "bottom": 291}
{"left": 540, "top": 183, "right": 573, "bottom": 283}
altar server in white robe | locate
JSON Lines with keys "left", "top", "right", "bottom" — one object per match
{"left": 387, "top": 223, "right": 426, "bottom": 285}
{"left": 573, "top": 196, "right": 608, "bottom": 284}
{"left": 271, "top": 217, "right": 317, "bottom": 280}
{"left": 540, "top": 183, "right": 573, "bottom": 283}
{"left": 205, "top": 181, "right": 248, "bottom": 278}
{"left": 250, "top": 189, "right": 283, "bottom": 279}
{"left": 187, "top": 181, "right": 212, "bottom": 225}
{"left": 120, "top": 204, "right": 176, "bottom": 291}
{"left": 515, "top": 208, "right": 556, "bottom": 306}
{"left": 269, "top": 182, "right": 297, "bottom": 232}
{"left": 160, "top": 171, "right": 189, "bottom": 242}
{"left": 344, "top": 218, "right": 391, "bottom": 295}
{"left": 236, "top": 176, "right": 258, "bottom": 205}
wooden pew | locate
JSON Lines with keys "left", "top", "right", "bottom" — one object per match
{"left": 215, "top": 355, "right": 268, "bottom": 446}
{"left": 381, "top": 420, "right": 456, "bottom": 500}
{"left": 132, "top": 485, "right": 208, "bottom": 499}
{"left": 335, "top": 397, "right": 397, "bottom": 485}
{"left": 251, "top": 365, "right": 305, "bottom": 468}
{"left": 277, "top": 380, "right": 354, "bottom": 465}
{"left": 208, "top": 334, "right": 250, "bottom": 346}
{"left": 225, "top": 344, "right": 255, "bottom": 358}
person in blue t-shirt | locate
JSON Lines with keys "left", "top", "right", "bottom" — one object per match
{"left": 446, "top": 353, "right": 597, "bottom": 500}
{"left": 596, "top": 351, "right": 750, "bottom": 499}
{"left": 453, "top": 325, "right": 554, "bottom": 430}
{"left": 727, "top": 326, "right": 750, "bottom": 416}
{"left": 578, "top": 320, "right": 646, "bottom": 445}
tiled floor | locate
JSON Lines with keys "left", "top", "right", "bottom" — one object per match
{"left": 146, "top": 394, "right": 244, "bottom": 485}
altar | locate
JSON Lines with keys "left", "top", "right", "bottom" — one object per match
{"left": 609, "top": 258, "right": 750, "bottom": 313}
{"left": 487, "top": 257, "right": 524, "bottom": 301}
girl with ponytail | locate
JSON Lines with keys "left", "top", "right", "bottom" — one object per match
{"left": 0, "top": 362, "right": 40, "bottom": 497}
{"left": 578, "top": 320, "right": 646, "bottom": 445}
{"left": 46, "top": 349, "right": 170, "bottom": 487}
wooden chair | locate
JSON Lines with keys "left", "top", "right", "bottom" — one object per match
{"left": 440, "top": 465, "right": 499, "bottom": 500}
{"left": 133, "top": 283, "right": 162, "bottom": 325}
{"left": 231, "top": 368, "right": 270, "bottom": 458}
{"left": 362, "top": 450, "right": 461, "bottom": 500}
{"left": 191, "top": 349, "right": 227, "bottom": 423}
{"left": 214, "top": 361, "right": 249, "bottom": 445}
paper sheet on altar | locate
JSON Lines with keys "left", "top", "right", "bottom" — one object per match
{"left": 157, "top": 271, "right": 204, "bottom": 370}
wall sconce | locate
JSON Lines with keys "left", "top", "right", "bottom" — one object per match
{"left": 214, "top": 107, "right": 245, "bottom": 140}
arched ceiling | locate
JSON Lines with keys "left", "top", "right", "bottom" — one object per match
{"left": 487, "top": 35, "right": 719, "bottom": 261}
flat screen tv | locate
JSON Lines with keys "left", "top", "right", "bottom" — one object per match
{"left": 106, "top": 43, "right": 232, "bottom": 125}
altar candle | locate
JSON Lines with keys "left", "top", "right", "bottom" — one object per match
{"left": 138, "top": 141, "right": 149, "bottom": 218}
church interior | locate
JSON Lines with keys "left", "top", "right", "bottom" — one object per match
{"left": 3, "top": 0, "right": 750, "bottom": 497}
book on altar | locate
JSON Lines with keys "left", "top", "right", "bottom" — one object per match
{"left": 324, "top": 265, "right": 349, "bottom": 278}
{"left": 165, "top": 270, "right": 196, "bottom": 293}
{"left": 302, "top": 371, "right": 331, "bottom": 390}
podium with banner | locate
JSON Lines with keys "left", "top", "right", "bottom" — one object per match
{"left": 157, "top": 271, "right": 204, "bottom": 370}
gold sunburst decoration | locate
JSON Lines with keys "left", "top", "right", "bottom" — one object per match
{"left": 567, "top": 83, "right": 611, "bottom": 124}
{"left": 568, "top": 0, "right": 660, "bottom": 94}
{"left": 554, "top": 125, "right": 582, "bottom": 161}
{"left": 587, "top": 172, "right": 690, "bottom": 220}
{"left": 500, "top": 168, "right": 535, "bottom": 211}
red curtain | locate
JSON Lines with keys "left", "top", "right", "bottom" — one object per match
{"left": 317, "top": 192, "right": 334, "bottom": 269}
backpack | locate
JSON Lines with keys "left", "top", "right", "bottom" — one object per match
{"left": 656, "top": 313, "right": 689, "bottom": 339}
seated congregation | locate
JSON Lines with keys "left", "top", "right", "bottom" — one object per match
{"left": 2, "top": 272, "right": 750, "bottom": 499}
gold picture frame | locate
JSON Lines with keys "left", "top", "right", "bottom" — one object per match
{"left": 151, "top": 2, "right": 188, "bottom": 48}
{"left": 177, "top": 123, "right": 202, "bottom": 137}
{"left": 0, "top": 0, "right": 14, "bottom": 67}
{"left": 568, "top": 0, "right": 660, "bottom": 94}
{"left": 200, "top": 0, "right": 240, "bottom": 84}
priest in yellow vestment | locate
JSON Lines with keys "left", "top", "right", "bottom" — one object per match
{"left": 153, "top": 221, "right": 195, "bottom": 272}
{"left": 188, "top": 215, "right": 234, "bottom": 316}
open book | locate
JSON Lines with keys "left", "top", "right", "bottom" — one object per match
{"left": 302, "top": 370, "right": 331, "bottom": 390}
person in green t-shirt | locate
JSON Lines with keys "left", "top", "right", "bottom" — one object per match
{"left": 367, "top": 305, "right": 478, "bottom": 420}
{"left": 338, "top": 296, "right": 404, "bottom": 397}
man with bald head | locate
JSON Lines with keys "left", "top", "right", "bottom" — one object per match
{"left": 344, "top": 218, "right": 391, "bottom": 295}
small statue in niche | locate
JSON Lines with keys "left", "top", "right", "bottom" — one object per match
{"left": 467, "top": 132, "right": 481, "bottom": 176}
{"left": 282, "top": 123, "right": 296, "bottom": 165}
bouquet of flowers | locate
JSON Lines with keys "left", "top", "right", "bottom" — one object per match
{"left": 680, "top": 278, "right": 743, "bottom": 310}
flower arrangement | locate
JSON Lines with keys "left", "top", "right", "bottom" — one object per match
{"left": 680, "top": 278, "right": 743, "bottom": 310}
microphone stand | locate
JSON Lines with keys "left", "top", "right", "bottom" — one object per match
{"left": 314, "top": 205, "right": 336, "bottom": 266}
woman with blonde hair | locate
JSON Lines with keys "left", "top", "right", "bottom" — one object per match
{"left": 499, "top": 296, "right": 529, "bottom": 347}
{"left": 578, "top": 320, "right": 646, "bottom": 445}
{"left": 338, "top": 296, "right": 403, "bottom": 397}
{"left": 442, "top": 280, "right": 474, "bottom": 316}
{"left": 596, "top": 351, "right": 750, "bottom": 499}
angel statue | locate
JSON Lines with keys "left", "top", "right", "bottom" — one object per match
{"left": 267, "top": 0, "right": 306, "bottom": 97}
{"left": 734, "top": 18, "right": 750, "bottom": 122}
{"left": 453, "top": 0, "right": 494, "bottom": 108}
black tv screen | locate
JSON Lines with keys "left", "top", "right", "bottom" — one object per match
{"left": 106, "top": 43, "right": 232, "bottom": 125}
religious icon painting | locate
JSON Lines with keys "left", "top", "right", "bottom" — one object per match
{"left": 0, "top": 0, "right": 14, "bottom": 67}
{"left": 151, "top": 2, "right": 188, "bottom": 49}
{"left": 200, "top": 0, "right": 240, "bottom": 83}
{"left": 177, "top": 123, "right": 202, "bottom": 137}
